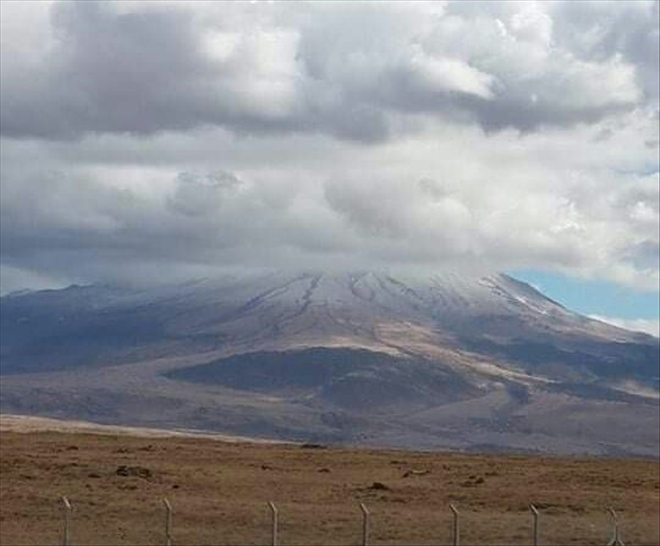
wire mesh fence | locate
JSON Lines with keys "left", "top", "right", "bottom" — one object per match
{"left": 58, "top": 496, "right": 626, "bottom": 546}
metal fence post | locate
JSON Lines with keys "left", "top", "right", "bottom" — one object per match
{"left": 449, "top": 503, "right": 460, "bottom": 546}
{"left": 530, "top": 504, "right": 539, "bottom": 546}
{"left": 360, "top": 503, "right": 370, "bottom": 546}
{"left": 268, "top": 501, "right": 278, "bottom": 546}
{"left": 163, "top": 498, "right": 173, "bottom": 546}
{"left": 606, "top": 507, "right": 625, "bottom": 546}
{"left": 61, "top": 496, "right": 72, "bottom": 546}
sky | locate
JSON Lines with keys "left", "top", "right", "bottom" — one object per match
{"left": 0, "top": 1, "right": 658, "bottom": 336}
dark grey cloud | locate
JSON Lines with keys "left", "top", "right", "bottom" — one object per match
{"left": 549, "top": 1, "right": 660, "bottom": 100}
{"left": 1, "top": 152, "right": 658, "bottom": 292}
{"left": 1, "top": 1, "right": 656, "bottom": 141}
{"left": 0, "top": 164, "right": 354, "bottom": 287}
{"left": 2, "top": 3, "right": 198, "bottom": 138}
{"left": 1, "top": 2, "right": 309, "bottom": 139}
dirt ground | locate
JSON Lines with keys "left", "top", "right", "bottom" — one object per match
{"left": 0, "top": 425, "right": 658, "bottom": 546}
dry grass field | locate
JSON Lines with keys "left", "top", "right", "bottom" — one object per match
{"left": 0, "top": 421, "right": 658, "bottom": 546}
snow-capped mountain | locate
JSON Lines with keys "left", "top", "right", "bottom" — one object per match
{"left": 1, "top": 271, "right": 658, "bottom": 456}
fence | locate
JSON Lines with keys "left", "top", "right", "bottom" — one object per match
{"left": 58, "top": 496, "right": 626, "bottom": 546}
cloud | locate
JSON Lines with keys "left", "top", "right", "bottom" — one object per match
{"left": 1, "top": 125, "right": 657, "bottom": 291}
{"left": 0, "top": 1, "right": 658, "bottom": 298}
{"left": 590, "top": 315, "right": 660, "bottom": 338}
{"left": 1, "top": 2, "right": 306, "bottom": 139}
{"left": 549, "top": 1, "right": 660, "bottom": 101}
{"left": 1, "top": 1, "right": 655, "bottom": 141}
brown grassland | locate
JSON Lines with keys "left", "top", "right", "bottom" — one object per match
{"left": 0, "top": 426, "right": 659, "bottom": 546}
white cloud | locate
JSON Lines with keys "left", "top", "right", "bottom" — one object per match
{"left": 589, "top": 315, "right": 660, "bottom": 338}
{"left": 0, "top": 264, "right": 68, "bottom": 295}
{"left": 406, "top": 46, "right": 495, "bottom": 99}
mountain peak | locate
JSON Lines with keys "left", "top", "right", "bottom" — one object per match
{"left": 1, "top": 269, "right": 657, "bottom": 456}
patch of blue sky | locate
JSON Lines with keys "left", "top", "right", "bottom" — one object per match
{"left": 510, "top": 269, "right": 660, "bottom": 320}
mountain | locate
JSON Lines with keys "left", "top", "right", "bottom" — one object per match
{"left": 1, "top": 271, "right": 658, "bottom": 456}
